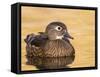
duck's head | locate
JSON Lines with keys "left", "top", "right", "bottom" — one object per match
{"left": 45, "top": 21, "right": 73, "bottom": 40}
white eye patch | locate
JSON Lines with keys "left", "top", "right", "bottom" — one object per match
{"left": 55, "top": 26, "right": 62, "bottom": 31}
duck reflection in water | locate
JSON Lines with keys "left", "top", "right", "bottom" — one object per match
{"left": 26, "top": 56, "right": 75, "bottom": 69}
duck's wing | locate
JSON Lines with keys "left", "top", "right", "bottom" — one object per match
{"left": 24, "top": 33, "right": 35, "bottom": 45}
{"left": 24, "top": 32, "right": 48, "bottom": 57}
{"left": 24, "top": 32, "right": 48, "bottom": 47}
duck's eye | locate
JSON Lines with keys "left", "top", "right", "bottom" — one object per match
{"left": 55, "top": 26, "right": 62, "bottom": 31}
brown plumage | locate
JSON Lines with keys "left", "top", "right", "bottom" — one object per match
{"left": 43, "top": 39, "right": 74, "bottom": 57}
{"left": 24, "top": 22, "right": 75, "bottom": 57}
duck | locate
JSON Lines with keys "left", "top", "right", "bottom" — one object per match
{"left": 24, "top": 21, "right": 75, "bottom": 57}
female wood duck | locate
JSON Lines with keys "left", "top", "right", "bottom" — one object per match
{"left": 24, "top": 22, "right": 75, "bottom": 57}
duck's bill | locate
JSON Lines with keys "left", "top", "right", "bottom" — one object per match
{"left": 64, "top": 33, "right": 74, "bottom": 39}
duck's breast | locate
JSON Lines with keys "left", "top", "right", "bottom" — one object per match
{"left": 43, "top": 40, "right": 75, "bottom": 57}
